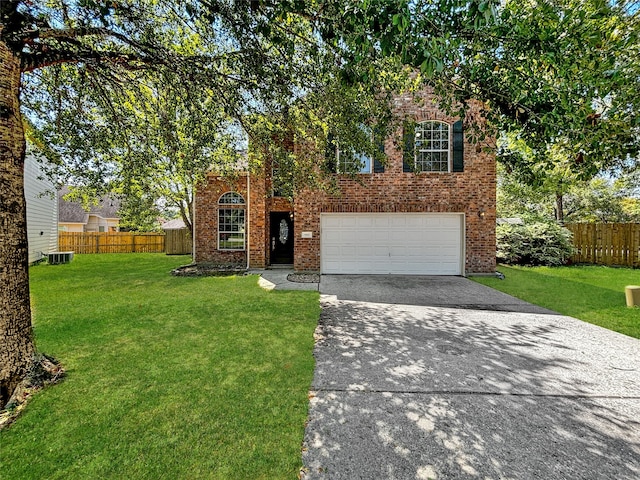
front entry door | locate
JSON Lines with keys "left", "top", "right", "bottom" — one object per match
{"left": 270, "top": 212, "right": 294, "bottom": 264}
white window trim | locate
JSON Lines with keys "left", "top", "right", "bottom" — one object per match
{"left": 218, "top": 192, "right": 246, "bottom": 251}
{"left": 415, "top": 121, "right": 451, "bottom": 173}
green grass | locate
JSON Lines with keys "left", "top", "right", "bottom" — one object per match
{"left": 473, "top": 265, "right": 640, "bottom": 339}
{"left": 1, "top": 254, "right": 320, "bottom": 479}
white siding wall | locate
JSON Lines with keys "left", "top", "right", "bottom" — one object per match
{"left": 24, "top": 155, "right": 58, "bottom": 263}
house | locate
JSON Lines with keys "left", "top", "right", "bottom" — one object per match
{"left": 58, "top": 186, "right": 121, "bottom": 233}
{"left": 194, "top": 88, "right": 496, "bottom": 275}
{"left": 24, "top": 155, "right": 58, "bottom": 263}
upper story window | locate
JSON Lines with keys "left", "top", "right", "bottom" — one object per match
{"left": 325, "top": 129, "right": 385, "bottom": 175}
{"left": 338, "top": 148, "right": 372, "bottom": 174}
{"left": 403, "top": 119, "right": 464, "bottom": 173}
{"left": 415, "top": 121, "right": 450, "bottom": 172}
{"left": 218, "top": 192, "right": 245, "bottom": 250}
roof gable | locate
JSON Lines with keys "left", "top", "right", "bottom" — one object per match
{"left": 58, "top": 186, "right": 120, "bottom": 224}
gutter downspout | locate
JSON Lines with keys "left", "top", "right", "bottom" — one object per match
{"left": 192, "top": 188, "right": 196, "bottom": 263}
{"left": 246, "top": 172, "right": 250, "bottom": 270}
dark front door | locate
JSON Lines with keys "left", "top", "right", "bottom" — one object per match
{"left": 270, "top": 212, "right": 294, "bottom": 264}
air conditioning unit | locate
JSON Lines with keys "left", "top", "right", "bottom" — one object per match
{"left": 47, "top": 252, "right": 74, "bottom": 265}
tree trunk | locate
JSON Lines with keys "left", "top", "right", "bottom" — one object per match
{"left": 179, "top": 197, "right": 193, "bottom": 234}
{"left": 555, "top": 191, "right": 565, "bottom": 224}
{"left": 0, "top": 31, "right": 36, "bottom": 409}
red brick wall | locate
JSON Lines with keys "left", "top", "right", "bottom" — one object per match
{"left": 194, "top": 171, "right": 293, "bottom": 268}
{"left": 194, "top": 175, "right": 248, "bottom": 265}
{"left": 292, "top": 89, "right": 496, "bottom": 274}
{"left": 195, "top": 88, "right": 496, "bottom": 274}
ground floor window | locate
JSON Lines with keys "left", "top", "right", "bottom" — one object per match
{"left": 218, "top": 192, "right": 246, "bottom": 250}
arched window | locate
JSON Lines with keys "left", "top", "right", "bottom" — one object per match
{"left": 218, "top": 192, "right": 246, "bottom": 250}
{"left": 414, "top": 121, "right": 450, "bottom": 172}
{"left": 218, "top": 192, "right": 245, "bottom": 205}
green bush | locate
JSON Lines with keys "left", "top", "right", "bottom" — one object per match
{"left": 496, "top": 222, "right": 574, "bottom": 266}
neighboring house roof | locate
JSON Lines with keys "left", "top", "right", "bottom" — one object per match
{"left": 162, "top": 218, "right": 186, "bottom": 230}
{"left": 58, "top": 186, "right": 120, "bottom": 224}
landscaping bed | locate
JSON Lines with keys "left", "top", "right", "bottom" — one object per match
{"left": 171, "top": 262, "right": 248, "bottom": 276}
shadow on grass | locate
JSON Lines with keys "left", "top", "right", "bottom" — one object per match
{"left": 302, "top": 298, "right": 640, "bottom": 479}
{"left": 482, "top": 266, "right": 640, "bottom": 339}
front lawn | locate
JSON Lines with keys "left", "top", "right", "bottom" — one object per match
{"left": 1, "top": 254, "right": 319, "bottom": 479}
{"left": 473, "top": 265, "right": 639, "bottom": 339}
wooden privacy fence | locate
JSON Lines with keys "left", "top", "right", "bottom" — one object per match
{"left": 165, "top": 228, "right": 192, "bottom": 255}
{"left": 59, "top": 232, "right": 165, "bottom": 254}
{"left": 565, "top": 223, "right": 640, "bottom": 268}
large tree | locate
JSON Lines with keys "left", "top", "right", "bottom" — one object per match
{"left": 0, "top": 0, "right": 335, "bottom": 408}
{"left": 27, "top": 67, "right": 245, "bottom": 234}
{"left": 1, "top": 0, "right": 201, "bottom": 407}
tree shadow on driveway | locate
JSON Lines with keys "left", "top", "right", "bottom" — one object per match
{"left": 301, "top": 298, "right": 640, "bottom": 479}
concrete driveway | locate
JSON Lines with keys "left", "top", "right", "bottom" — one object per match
{"left": 319, "top": 275, "right": 556, "bottom": 313}
{"left": 301, "top": 275, "right": 640, "bottom": 479}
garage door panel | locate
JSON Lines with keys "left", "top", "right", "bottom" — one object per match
{"left": 372, "top": 217, "right": 390, "bottom": 227}
{"left": 361, "top": 218, "right": 379, "bottom": 229}
{"left": 368, "top": 230, "right": 387, "bottom": 242}
{"left": 322, "top": 216, "right": 344, "bottom": 228}
{"left": 388, "top": 230, "right": 410, "bottom": 243}
{"left": 340, "top": 231, "right": 361, "bottom": 244}
{"left": 439, "top": 216, "right": 462, "bottom": 227}
{"left": 389, "top": 216, "right": 408, "bottom": 227}
{"left": 321, "top": 213, "right": 463, "bottom": 275}
{"left": 356, "top": 245, "right": 376, "bottom": 256}
{"left": 405, "top": 216, "right": 425, "bottom": 227}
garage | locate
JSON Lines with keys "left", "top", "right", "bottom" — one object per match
{"left": 320, "top": 213, "right": 464, "bottom": 275}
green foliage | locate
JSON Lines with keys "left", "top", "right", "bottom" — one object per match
{"left": 246, "top": 73, "right": 404, "bottom": 198}
{"left": 497, "top": 160, "right": 640, "bottom": 223}
{"left": 18, "top": 0, "right": 413, "bottom": 209}
{"left": 563, "top": 178, "right": 640, "bottom": 222}
{"left": 17, "top": 0, "right": 639, "bottom": 200}
{"left": 496, "top": 222, "right": 574, "bottom": 266}
{"left": 1, "top": 254, "right": 319, "bottom": 478}
{"left": 473, "top": 265, "right": 640, "bottom": 339}
{"left": 324, "top": 0, "right": 640, "bottom": 178}
{"left": 116, "top": 193, "right": 162, "bottom": 232}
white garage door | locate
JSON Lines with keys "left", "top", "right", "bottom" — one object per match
{"left": 321, "top": 213, "right": 464, "bottom": 275}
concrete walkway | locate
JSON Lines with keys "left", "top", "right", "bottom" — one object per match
{"left": 250, "top": 268, "right": 319, "bottom": 291}
{"left": 300, "top": 277, "right": 640, "bottom": 479}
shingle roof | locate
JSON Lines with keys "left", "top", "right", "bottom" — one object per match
{"left": 58, "top": 186, "right": 120, "bottom": 224}
{"left": 161, "top": 218, "right": 186, "bottom": 230}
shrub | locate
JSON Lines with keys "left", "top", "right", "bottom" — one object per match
{"left": 497, "top": 222, "right": 574, "bottom": 266}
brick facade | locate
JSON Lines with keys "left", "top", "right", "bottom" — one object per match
{"left": 194, "top": 88, "right": 496, "bottom": 274}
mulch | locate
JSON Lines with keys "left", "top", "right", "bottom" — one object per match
{"left": 171, "top": 263, "right": 248, "bottom": 277}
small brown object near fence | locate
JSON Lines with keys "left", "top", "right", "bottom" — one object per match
{"left": 625, "top": 286, "right": 640, "bottom": 307}
{"left": 58, "top": 232, "right": 165, "bottom": 254}
{"left": 565, "top": 223, "right": 640, "bottom": 268}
